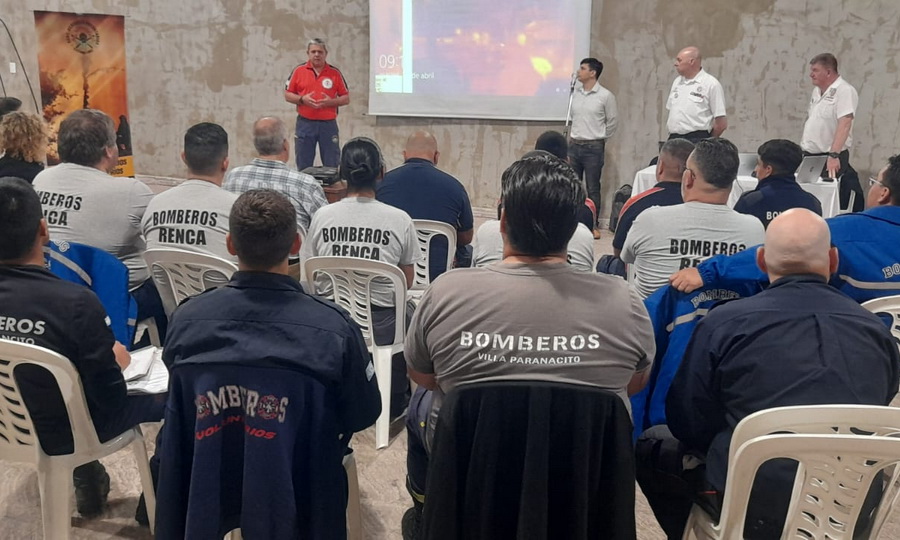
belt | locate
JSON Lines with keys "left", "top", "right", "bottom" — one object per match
{"left": 570, "top": 138, "right": 606, "bottom": 145}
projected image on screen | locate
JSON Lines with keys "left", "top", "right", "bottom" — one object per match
{"left": 369, "top": 0, "right": 592, "bottom": 121}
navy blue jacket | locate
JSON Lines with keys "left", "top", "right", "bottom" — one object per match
{"left": 156, "top": 271, "right": 381, "bottom": 539}
{"left": 377, "top": 158, "right": 474, "bottom": 280}
{"left": 667, "top": 275, "right": 899, "bottom": 528}
{"left": 697, "top": 205, "right": 900, "bottom": 303}
{"left": 733, "top": 174, "right": 822, "bottom": 228}
{"left": 612, "top": 181, "right": 683, "bottom": 251}
{"left": 0, "top": 265, "right": 125, "bottom": 455}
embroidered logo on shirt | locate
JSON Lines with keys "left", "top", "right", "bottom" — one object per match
{"left": 322, "top": 78, "right": 334, "bottom": 89}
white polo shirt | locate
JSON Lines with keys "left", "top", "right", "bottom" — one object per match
{"left": 800, "top": 76, "right": 858, "bottom": 154}
{"left": 570, "top": 82, "right": 618, "bottom": 141}
{"left": 665, "top": 69, "right": 726, "bottom": 135}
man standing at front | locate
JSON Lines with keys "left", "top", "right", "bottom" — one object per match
{"left": 569, "top": 57, "right": 617, "bottom": 238}
{"left": 284, "top": 38, "right": 349, "bottom": 170}
{"left": 400, "top": 155, "right": 655, "bottom": 536}
{"left": 665, "top": 46, "right": 727, "bottom": 143}
{"left": 800, "top": 53, "right": 863, "bottom": 212}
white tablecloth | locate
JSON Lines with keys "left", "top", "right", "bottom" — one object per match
{"left": 632, "top": 166, "right": 840, "bottom": 218}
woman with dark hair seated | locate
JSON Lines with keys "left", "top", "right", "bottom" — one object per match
{"left": 300, "top": 136, "right": 421, "bottom": 416}
{"left": 0, "top": 111, "right": 46, "bottom": 183}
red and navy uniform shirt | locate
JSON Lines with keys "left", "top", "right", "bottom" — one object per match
{"left": 285, "top": 62, "right": 349, "bottom": 121}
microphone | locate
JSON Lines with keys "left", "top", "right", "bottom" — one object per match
{"left": 569, "top": 72, "right": 577, "bottom": 93}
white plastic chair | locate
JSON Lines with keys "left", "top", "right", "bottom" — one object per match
{"left": 143, "top": 248, "right": 238, "bottom": 317}
{"left": 683, "top": 405, "right": 900, "bottom": 540}
{"left": 410, "top": 220, "right": 457, "bottom": 299}
{"left": 862, "top": 295, "right": 900, "bottom": 342}
{"left": 837, "top": 174, "right": 857, "bottom": 215}
{"left": 0, "top": 339, "right": 156, "bottom": 538}
{"left": 303, "top": 256, "right": 407, "bottom": 449}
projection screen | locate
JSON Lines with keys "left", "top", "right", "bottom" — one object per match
{"left": 368, "top": 0, "right": 593, "bottom": 121}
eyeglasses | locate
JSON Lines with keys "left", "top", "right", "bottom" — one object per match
{"left": 869, "top": 176, "right": 885, "bottom": 188}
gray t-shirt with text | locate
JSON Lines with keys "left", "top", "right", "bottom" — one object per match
{"left": 33, "top": 163, "right": 154, "bottom": 288}
{"left": 141, "top": 179, "right": 238, "bottom": 263}
{"left": 406, "top": 262, "right": 655, "bottom": 443}
{"left": 621, "top": 202, "right": 765, "bottom": 298}
{"left": 300, "top": 196, "right": 421, "bottom": 306}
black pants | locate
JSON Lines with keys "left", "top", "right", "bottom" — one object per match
{"left": 668, "top": 130, "right": 711, "bottom": 145}
{"left": 804, "top": 149, "right": 864, "bottom": 212}
{"left": 372, "top": 301, "right": 417, "bottom": 417}
{"left": 569, "top": 139, "right": 606, "bottom": 226}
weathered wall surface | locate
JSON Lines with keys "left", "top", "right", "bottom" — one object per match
{"left": 2, "top": 0, "right": 899, "bottom": 215}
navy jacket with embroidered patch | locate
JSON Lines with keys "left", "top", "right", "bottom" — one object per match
{"left": 733, "top": 174, "right": 822, "bottom": 228}
{"left": 156, "top": 271, "right": 380, "bottom": 539}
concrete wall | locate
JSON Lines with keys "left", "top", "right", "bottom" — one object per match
{"left": 3, "top": 0, "right": 899, "bottom": 216}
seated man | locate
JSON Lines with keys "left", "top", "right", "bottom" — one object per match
{"left": 612, "top": 138, "right": 694, "bottom": 257}
{"left": 621, "top": 138, "right": 765, "bottom": 298}
{"left": 670, "top": 153, "right": 900, "bottom": 303}
{"left": 223, "top": 116, "right": 327, "bottom": 238}
{"left": 157, "top": 189, "right": 380, "bottom": 538}
{"left": 301, "top": 137, "right": 420, "bottom": 416}
{"left": 401, "top": 154, "right": 656, "bottom": 537}
{"left": 142, "top": 122, "right": 237, "bottom": 261}
{"left": 377, "top": 131, "right": 474, "bottom": 276}
{"left": 637, "top": 209, "right": 900, "bottom": 539}
{"left": 0, "top": 177, "right": 165, "bottom": 518}
{"left": 472, "top": 218, "right": 595, "bottom": 272}
{"left": 733, "top": 138, "right": 822, "bottom": 227}
{"left": 32, "top": 109, "right": 163, "bottom": 339}
{"left": 33, "top": 109, "right": 153, "bottom": 290}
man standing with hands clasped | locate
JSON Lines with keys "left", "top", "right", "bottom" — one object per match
{"left": 800, "top": 53, "right": 863, "bottom": 212}
{"left": 568, "top": 57, "right": 617, "bottom": 239}
{"left": 665, "top": 46, "right": 727, "bottom": 143}
{"left": 284, "top": 38, "right": 350, "bottom": 170}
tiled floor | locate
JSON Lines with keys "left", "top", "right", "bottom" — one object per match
{"left": 3, "top": 222, "right": 900, "bottom": 538}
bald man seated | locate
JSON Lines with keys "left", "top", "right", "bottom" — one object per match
{"left": 377, "top": 130, "right": 474, "bottom": 280}
{"left": 636, "top": 208, "right": 900, "bottom": 539}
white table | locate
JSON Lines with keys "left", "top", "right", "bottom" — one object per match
{"left": 632, "top": 166, "right": 840, "bottom": 218}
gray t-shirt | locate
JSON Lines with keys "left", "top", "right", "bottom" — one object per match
{"left": 472, "top": 220, "right": 596, "bottom": 272}
{"left": 621, "top": 201, "right": 765, "bottom": 298}
{"left": 33, "top": 163, "right": 154, "bottom": 288}
{"left": 300, "top": 196, "right": 421, "bottom": 306}
{"left": 141, "top": 179, "right": 238, "bottom": 263}
{"left": 406, "top": 262, "right": 655, "bottom": 442}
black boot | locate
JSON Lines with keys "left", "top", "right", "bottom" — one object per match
{"left": 73, "top": 461, "right": 110, "bottom": 517}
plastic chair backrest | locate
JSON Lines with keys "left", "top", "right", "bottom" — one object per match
{"left": 143, "top": 248, "right": 238, "bottom": 317}
{"left": 718, "top": 405, "right": 900, "bottom": 539}
{"left": 303, "top": 256, "right": 407, "bottom": 348}
{"left": 862, "top": 294, "right": 900, "bottom": 342}
{"left": 721, "top": 432, "right": 900, "bottom": 539}
{"left": 0, "top": 339, "right": 101, "bottom": 463}
{"left": 411, "top": 220, "right": 457, "bottom": 290}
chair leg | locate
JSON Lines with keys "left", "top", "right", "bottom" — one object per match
{"left": 344, "top": 451, "right": 362, "bottom": 540}
{"left": 373, "top": 347, "right": 393, "bottom": 449}
{"left": 130, "top": 428, "right": 156, "bottom": 534}
{"left": 37, "top": 459, "right": 73, "bottom": 540}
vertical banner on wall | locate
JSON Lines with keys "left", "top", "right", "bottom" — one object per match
{"left": 34, "top": 11, "right": 134, "bottom": 177}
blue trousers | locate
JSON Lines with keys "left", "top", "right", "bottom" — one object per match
{"left": 295, "top": 116, "right": 340, "bottom": 170}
